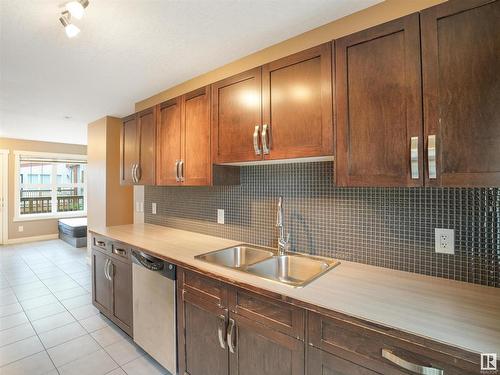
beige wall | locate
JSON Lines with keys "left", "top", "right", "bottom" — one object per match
{"left": 87, "top": 117, "right": 133, "bottom": 233}
{"left": 0, "top": 138, "right": 87, "bottom": 240}
{"left": 136, "top": 0, "right": 446, "bottom": 112}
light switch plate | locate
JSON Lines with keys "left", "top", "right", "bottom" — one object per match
{"left": 152, "top": 202, "right": 157, "bottom": 215}
{"left": 217, "top": 209, "right": 225, "bottom": 224}
{"left": 435, "top": 228, "right": 454, "bottom": 254}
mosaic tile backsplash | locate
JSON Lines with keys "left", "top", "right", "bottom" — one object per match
{"left": 145, "top": 162, "right": 500, "bottom": 287}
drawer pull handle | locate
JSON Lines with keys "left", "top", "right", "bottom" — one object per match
{"left": 227, "top": 318, "right": 236, "bottom": 354}
{"left": 114, "top": 248, "right": 126, "bottom": 256}
{"left": 217, "top": 315, "right": 226, "bottom": 350}
{"left": 96, "top": 240, "right": 106, "bottom": 247}
{"left": 382, "top": 349, "right": 443, "bottom": 375}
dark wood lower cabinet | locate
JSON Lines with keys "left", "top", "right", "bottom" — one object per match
{"left": 307, "top": 346, "right": 379, "bottom": 375}
{"left": 229, "top": 313, "right": 304, "bottom": 375}
{"left": 91, "top": 242, "right": 133, "bottom": 336}
{"left": 92, "top": 249, "right": 112, "bottom": 315}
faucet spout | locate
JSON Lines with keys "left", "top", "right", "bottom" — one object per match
{"left": 276, "top": 196, "right": 290, "bottom": 255}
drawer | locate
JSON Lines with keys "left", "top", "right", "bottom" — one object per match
{"left": 229, "top": 287, "right": 305, "bottom": 340}
{"left": 110, "top": 242, "right": 131, "bottom": 262}
{"left": 180, "top": 269, "right": 227, "bottom": 307}
{"left": 92, "top": 235, "right": 110, "bottom": 253}
{"left": 308, "top": 312, "right": 480, "bottom": 375}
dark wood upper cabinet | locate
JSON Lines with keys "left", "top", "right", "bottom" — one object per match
{"left": 212, "top": 68, "right": 263, "bottom": 164}
{"left": 335, "top": 13, "right": 423, "bottom": 187}
{"left": 120, "top": 108, "right": 156, "bottom": 186}
{"left": 183, "top": 87, "right": 212, "bottom": 185}
{"left": 421, "top": 0, "right": 500, "bottom": 187}
{"left": 157, "top": 86, "right": 222, "bottom": 186}
{"left": 157, "top": 97, "right": 182, "bottom": 185}
{"left": 136, "top": 108, "right": 156, "bottom": 185}
{"left": 120, "top": 114, "right": 138, "bottom": 185}
{"left": 262, "top": 43, "right": 333, "bottom": 160}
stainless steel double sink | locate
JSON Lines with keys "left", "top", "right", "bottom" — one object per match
{"left": 195, "top": 245, "right": 340, "bottom": 287}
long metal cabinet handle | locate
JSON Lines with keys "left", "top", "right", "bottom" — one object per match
{"left": 175, "top": 160, "right": 180, "bottom": 182}
{"left": 227, "top": 318, "right": 236, "bottom": 353}
{"left": 217, "top": 315, "right": 227, "bottom": 349}
{"left": 428, "top": 135, "right": 437, "bottom": 179}
{"left": 135, "top": 164, "right": 142, "bottom": 182}
{"left": 410, "top": 136, "right": 419, "bottom": 179}
{"left": 253, "top": 125, "right": 261, "bottom": 155}
{"left": 179, "top": 160, "right": 184, "bottom": 182}
{"left": 382, "top": 349, "right": 443, "bottom": 375}
{"left": 131, "top": 164, "right": 136, "bottom": 183}
{"left": 108, "top": 260, "right": 114, "bottom": 280}
{"left": 104, "top": 259, "right": 110, "bottom": 281}
{"left": 261, "top": 124, "right": 270, "bottom": 155}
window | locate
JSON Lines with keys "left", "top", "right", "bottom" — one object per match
{"left": 14, "top": 151, "right": 87, "bottom": 220}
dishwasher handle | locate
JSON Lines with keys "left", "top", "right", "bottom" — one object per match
{"left": 132, "top": 250, "right": 176, "bottom": 280}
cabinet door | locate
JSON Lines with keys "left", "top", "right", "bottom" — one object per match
{"left": 137, "top": 107, "right": 156, "bottom": 185}
{"left": 262, "top": 44, "right": 333, "bottom": 160}
{"left": 183, "top": 86, "right": 212, "bottom": 185}
{"left": 335, "top": 14, "right": 423, "bottom": 187}
{"left": 229, "top": 313, "right": 304, "bottom": 375}
{"left": 212, "top": 68, "right": 263, "bottom": 163}
{"left": 120, "top": 114, "right": 138, "bottom": 185}
{"left": 110, "top": 258, "right": 133, "bottom": 334}
{"left": 157, "top": 97, "right": 182, "bottom": 185}
{"left": 179, "top": 290, "right": 229, "bottom": 375}
{"left": 92, "top": 250, "right": 112, "bottom": 314}
{"left": 421, "top": 0, "right": 500, "bottom": 187}
{"left": 307, "top": 347, "right": 379, "bottom": 375}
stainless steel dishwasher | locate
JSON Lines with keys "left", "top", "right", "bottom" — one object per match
{"left": 131, "top": 250, "right": 177, "bottom": 374}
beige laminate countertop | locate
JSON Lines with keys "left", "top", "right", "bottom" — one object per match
{"left": 91, "top": 223, "right": 500, "bottom": 355}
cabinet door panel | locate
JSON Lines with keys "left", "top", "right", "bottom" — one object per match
{"left": 307, "top": 347, "right": 379, "bottom": 375}
{"left": 181, "top": 291, "right": 229, "bottom": 375}
{"left": 92, "top": 250, "right": 112, "bottom": 314}
{"left": 120, "top": 115, "right": 137, "bottom": 185}
{"left": 111, "top": 258, "right": 132, "bottom": 333}
{"left": 157, "top": 98, "right": 182, "bottom": 185}
{"left": 262, "top": 43, "right": 333, "bottom": 160}
{"left": 229, "top": 313, "right": 304, "bottom": 375}
{"left": 335, "top": 14, "right": 422, "bottom": 187}
{"left": 212, "top": 68, "right": 263, "bottom": 163}
{"left": 184, "top": 87, "right": 212, "bottom": 185}
{"left": 137, "top": 108, "right": 156, "bottom": 185}
{"left": 422, "top": 0, "right": 500, "bottom": 186}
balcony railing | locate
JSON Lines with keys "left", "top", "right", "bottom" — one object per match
{"left": 20, "top": 189, "right": 84, "bottom": 215}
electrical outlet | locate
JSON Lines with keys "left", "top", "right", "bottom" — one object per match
{"left": 152, "top": 203, "right": 157, "bottom": 215}
{"left": 217, "top": 209, "right": 225, "bottom": 224}
{"left": 18, "top": 225, "right": 23, "bottom": 232}
{"left": 435, "top": 228, "right": 454, "bottom": 254}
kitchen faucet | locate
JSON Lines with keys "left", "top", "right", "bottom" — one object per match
{"left": 276, "top": 196, "right": 290, "bottom": 255}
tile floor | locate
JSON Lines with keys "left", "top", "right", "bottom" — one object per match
{"left": 0, "top": 239, "right": 169, "bottom": 375}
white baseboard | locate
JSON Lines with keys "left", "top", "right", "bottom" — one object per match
{"left": 5, "top": 233, "right": 59, "bottom": 245}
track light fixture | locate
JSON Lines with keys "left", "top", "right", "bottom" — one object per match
{"left": 65, "top": 0, "right": 89, "bottom": 20}
{"left": 59, "top": 0, "right": 89, "bottom": 38}
{"left": 59, "top": 11, "right": 80, "bottom": 38}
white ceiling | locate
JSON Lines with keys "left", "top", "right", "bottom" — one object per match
{"left": 0, "top": 0, "right": 380, "bottom": 145}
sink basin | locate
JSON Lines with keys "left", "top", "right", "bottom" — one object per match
{"left": 245, "top": 254, "right": 339, "bottom": 287}
{"left": 195, "top": 245, "right": 274, "bottom": 269}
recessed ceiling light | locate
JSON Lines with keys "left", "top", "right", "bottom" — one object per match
{"left": 65, "top": 0, "right": 89, "bottom": 20}
{"left": 59, "top": 11, "right": 80, "bottom": 38}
